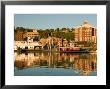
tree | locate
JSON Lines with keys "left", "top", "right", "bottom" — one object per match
{"left": 33, "top": 35, "right": 40, "bottom": 41}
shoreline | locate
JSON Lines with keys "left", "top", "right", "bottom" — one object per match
{"left": 14, "top": 50, "right": 97, "bottom": 53}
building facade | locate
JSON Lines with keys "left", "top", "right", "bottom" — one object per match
{"left": 23, "top": 29, "right": 39, "bottom": 39}
{"left": 75, "top": 21, "right": 97, "bottom": 44}
{"left": 14, "top": 29, "right": 24, "bottom": 41}
{"left": 14, "top": 28, "right": 39, "bottom": 41}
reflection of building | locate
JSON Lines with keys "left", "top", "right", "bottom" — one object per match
{"left": 14, "top": 52, "right": 97, "bottom": 76}
{"left": 75, "top": 21, "right": 97, "bottom": 43}
{"left": 73, "top": 54, "right": 97, "bottom": 76}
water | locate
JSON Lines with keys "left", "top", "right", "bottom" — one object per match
{"left": 14, "top": 52, "right": 97, "bottom": 76}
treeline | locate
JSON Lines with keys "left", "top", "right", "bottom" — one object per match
{"left": 15, "top": 27, "right": 75, "bottom": 41}
{"left": 14, "top": 27, "right": 33, "bottom": 32}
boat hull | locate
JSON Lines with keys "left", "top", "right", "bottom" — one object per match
{"left": 59, "top": 47, "right": 89, "bottom": 53}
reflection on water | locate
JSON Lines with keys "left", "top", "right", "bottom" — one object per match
{"left": 14, "top": 52, "right": 97, "bottom": 76}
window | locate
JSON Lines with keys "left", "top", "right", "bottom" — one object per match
{"left": 92, "top": 28, "right": 94, "bottom": 36}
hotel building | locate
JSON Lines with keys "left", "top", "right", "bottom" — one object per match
{"left": 75, "top": 21, "right": 97, "bottom": 44}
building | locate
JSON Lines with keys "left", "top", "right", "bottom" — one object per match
{"left": 14, "top": 27, "right": 39, "bottom": 41}
{"left": 23, "top": 29, "right": 39, "bottom": 39}
{"left": 14, "top": 28, "right": 25, "bottom": 41}
{"left": 74, "top": 21, "right": 97, "bottom": 44}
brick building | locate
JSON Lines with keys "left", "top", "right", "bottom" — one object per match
{"left": 75, "top": 21, "right": 97, "bottom": 44}
{"left": 14, "top": 27, "right": 39, "bottom": 41}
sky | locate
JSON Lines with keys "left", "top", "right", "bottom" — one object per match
{"left": 14, "top": 14, "right": 97, "bottom": 30}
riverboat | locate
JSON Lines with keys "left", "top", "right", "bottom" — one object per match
{"left": 59, "top": 47, "right": 89, "bottom": 53}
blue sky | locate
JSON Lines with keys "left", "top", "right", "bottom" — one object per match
{"left": 14, "top": 14, "right": 97, "bottom": 29}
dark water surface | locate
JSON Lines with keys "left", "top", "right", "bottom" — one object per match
{"left": 14, "top": 52, "right": 97, "bottom": 76}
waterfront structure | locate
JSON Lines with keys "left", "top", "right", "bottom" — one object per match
{"left": 74, "top": 21, "right": 97, "bottom": 44}
{"left": 14, "top": 37, "right": 43, "bottom": 50}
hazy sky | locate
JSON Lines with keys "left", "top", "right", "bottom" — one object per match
{"left": 14, "top": 14, "right": 97, "bottom": 29}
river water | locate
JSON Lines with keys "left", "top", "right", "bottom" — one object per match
{"left": 14, "top": 52, "right": 97, "bottom": 76}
